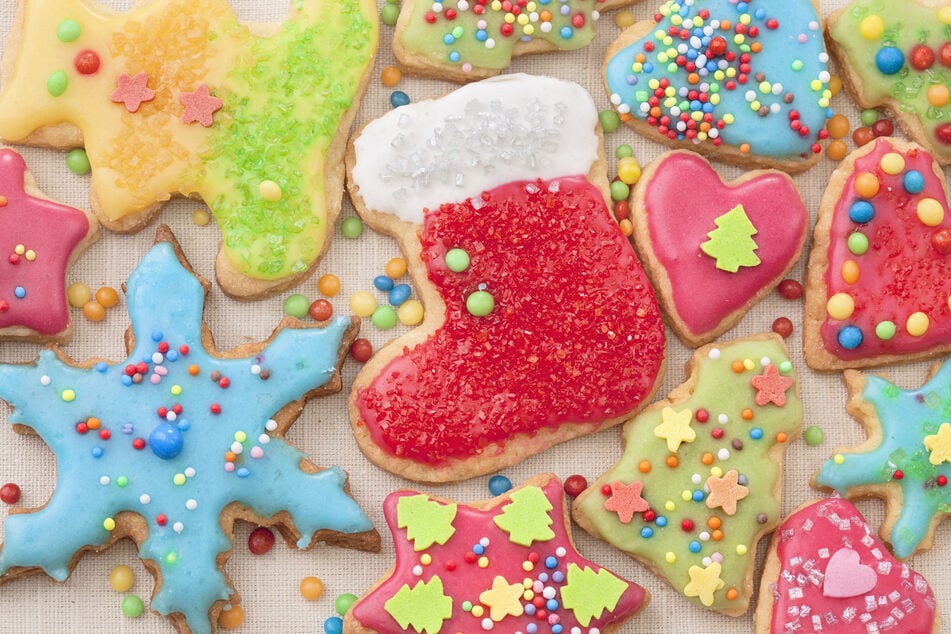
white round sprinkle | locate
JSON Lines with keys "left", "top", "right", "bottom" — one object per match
{"left": 40, "top": 375, "right": 51, "bottom": 386}
{"left": 718, "top": 413, "right": 729, "bottom": 424}
{"left": 186, "top": 499, "right": 197, "bottom": 510}
{"left": 258, "top": 434, "right": 271, "bottom": 445}
{"left": 184, "top": 467, "right": 196, "bottom": 478}
{"left": 152, "top": 352, "right": 164, "bottom": 364}
{"left": 265, "top": 419, "right": 278, "bottom": 432}
{"left": 139, "top": 494, "right": 151, "bottom": 505}
{"left": 99, "top": 476, "right": 110, "bottom": 486}
{"left": 412, "top": 564, "right": 423, "bottom": 576}
{"left": 480, "top": 537, "right": 490, "bottom": 547}
{"left": 556, "top": 546, "right": 566, "bottom": 557}
{"left": 250, "top": 364, "right": 261, "bottom": 375}
{"left": 691, "top": 473, "right": 702, "bottom": 485}
{"left": 173, "top": 522, "right": 184, "bottom": 533}
{"left": 708, "top": 348, "right": 721, "bottom": 360}
{"left": 718, "top": 448, "right": 731, "bottom": 460}
{"left": 700, "top": 531, "right": 711, "bottom": 541}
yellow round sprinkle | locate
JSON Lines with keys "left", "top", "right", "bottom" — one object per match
{"left": 917, "top": 198, "right": 945, "bottom": 227}
{"left": 664, "top": 501, "right": 676, "bottom": 511}
{"left": 522, "top": 561, "right": 533, "bottom": 572}
{"left": 522, "top": 589, "right": 533, "bottom": 601}
{"left": 259, "top": 180, "right": 282, "bottom": 202}
{"left": 665, "top": 552, "right": 676, "bottom": 564}
{"left": 940, "top": 6, "right": 951, "bottom": 23}
{"left": 615, "top": 11, "right": 635, "bottom": 28}
{"left": 109, "top": 565, "right": 135, "bottom": 592}
{"left": 743, "top": 358, "right": 755, "bottom": 371}
{"left": 25, "top": 250, "right": 36, "bottom": 261}
{"left": 14, "top": 244, "right": 24, "bottom": 255}
{"left": 385, "top": 257, "right": 408, "bottom": 279}
{"left": 171, "top": 385, "right": 182, "bottom": 396}
{"left": 192, "top": 209, "right": 211, "bottom": 226}
{"left": 859, "top": 15, "right": 885, "bottom": 40}
{"left": 67, "top": 282, "right": 92, "bottom": 308}
{"left": 879, "top": 152, "right": 905, "bottom": 175}
{"left": 617, "top": 157, "right": 642, "bottom": 185}
{"left": 710, "top": 466, "right": 724, "bottom": 477}
{"left": 841, "top": 260, "right": 860, "bottom": 284}
{"left": 349, "top": 291, "right": 377, "bottom": 317}
{"left": 827, "top": 293, "right": 855, "bottom": 320}
{"left": 736, "top": 544, "right": 748, "bottom": 556}
{"left": 834, "top": 453, "right": 845, "bottom": 465}
{"left": 522, "top": 24, "right": 534, "bottom": 36}
{"left": 906, "top": 311, "right": 930, "bottom": 336}
{"left": 471, "top": 605, "right": 485, "bottom": 618}
{"left": 234, "top": 431, "right": 247, "bottom": 443}
{"left": 681, "top": 490, "right": 692, "bottom": 501}
{"left": 61, "top": 389, "right": 76, "bottom": 402}
{"left": 478, "top": 556, "right": 489, "bottom": 568}
{"left": 420, "top": 553, "right": 432, "bottom": 565}
{"left": 173, "top": 473, "right": 187, "bottom": 486}
{"left": 103, "top": 517, "right": 116, "bottom": 531}
{"left": 397, "top": 299, "right": 424, "bottom": 326}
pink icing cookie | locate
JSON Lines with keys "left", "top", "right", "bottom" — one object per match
{"left": 0, "top": 147, "right": 97, "bottom": 342}
{"left": 632, "top": 150, "right": 808, "bottom": 347}
{"left": 755, "top": 497, "right": 940, "bottom": 633}
{"left": 343, "top": 474, "right": 649, "bottom": 634}
{"left": 804, "top": 137, "right": 951, "bottom": 370}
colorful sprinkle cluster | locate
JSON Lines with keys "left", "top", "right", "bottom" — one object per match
{"left": 575, "top": 336, "right": 802, "bottom": 614}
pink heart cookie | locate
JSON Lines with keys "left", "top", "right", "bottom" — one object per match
{"left": 754, "top": 497, "right": 940, "bottom": 633}
{"left": 632, "top": 150, "right": 808, "bottom": 347}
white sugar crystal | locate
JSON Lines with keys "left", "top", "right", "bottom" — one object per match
{"left": 790, "top": 556, "right": 803, "bottom": 568}
{"left": 788, "top": 587, "right": 804, "bottom": 600}
{"left": 887, "top": 590, "right": 900, "bottom": 603}
{"left": 878, "top": 561, "right": 892, "bottom": 575}
{"left": 818, "top": 548, "right": 830, "bottom": 559}
{"left": 802, "top": 518, "right": 814, "bottom": 532}
{"left": 915, "top": 576, "right": 930, "bottom": 593}
{"left": 842, "top": 606, "right": 857, "bottom": 623}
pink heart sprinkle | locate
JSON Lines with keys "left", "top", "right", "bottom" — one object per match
{"left": 823, "top": 548, "right": 878, "bottom": 598}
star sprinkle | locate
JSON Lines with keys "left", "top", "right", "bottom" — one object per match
{"left": 654, "top": 406, "right": 696, "bottom": 452}
{"left": 816, "top": 360, "right": 951, "bottom": 558}
{"left": 751, "top": 363, "right": 794, "bottom": 406}
{"left": 109, "top": 72, "right": 155, "bottom": 113}
{"left": 705, "top": 470, "right": 750, "bottom": 516}
{"left": 0, "top": 228, "right": 376, "bottom": 634}
{"left": 603, "top": 480, "right": 649, "bottom": 524}
{"left": 180, "top": 84, "right": 222, "bottom": 127}
{"left": 684, "top": 562, "right": 726, "bottom": 607}
{"left": 346, "top": 475, "right": 648, "bottom": 633}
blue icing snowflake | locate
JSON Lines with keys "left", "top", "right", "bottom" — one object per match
{"left": 0, "top": 238, "right": 374, "bottom": 634}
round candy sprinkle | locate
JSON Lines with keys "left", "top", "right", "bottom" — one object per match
{"left": 826, "top": 114, "right": 849, "bottom": 139}
{"left": 380, "top": 2, "right": 399, "bottom": 26}
{"left": 149, "top": 423, "right": 184, "bottom": 460}
{"left": 826, "top": 293, "right": 855, "bottom": 320}
{"left": 192, "top": 209, "right": 211, "bottom": 226}
{"left": 283, "top": 293, "right": 310, "bottom": 318}
{"left": 615, "top": 11, "right": 635, "bottom": 28}
{"left": 777, "top": 279, "right": 803, "bottom": 300}
{"left": 848, "top": 200, "right": 874, "bottom": 224}
{"left": 1, "top": 482, "right": 21, "bottom": 504}
{"left": 466, "top": 290, "right": 495, "bottom": 317}
{"left": 488, "top": 474, "right": 512, "bottom": 496}
{"left": 837, "top": 325, "right": 863, "bottom": 350}
{"left": 910, "top": 44, "right": 936, "bottom": 70}
{"left": 771, "top": 317, "right": 793, "bottom": 339}
{"left": 598, "top": 109, "right": 620, "bottom": 133}
{"left": 564, "top": 474, "right": 587, "bottom": 497}
{"left": 83, "top": 300, "right": 106, "bottom": 322}
{"left": 860, "top": 109, "right": 879, "bottom": 126}
{"left": 373, "top": 275, "right": 395, "bottom": 292}
{"left": 349, "top": 291, "right": 377, "bottom": 317}
{"left": 871, "top": 118, "right": 894, "bottom": 137}
{"left": 917, "top": 198, "right": 944, "bottom": 227}
{"left": 804, "top": 426, "right": 824, "bottom": 446}
{"left": 903, "top": 170, "right": 925, "bottom": 194}
{"left": 397, "top": 299, "right": 424, "bottom": 326}
{"left": 852, "top": 126, "right": 875, "bottom": 147}
{"left": 906, "top": 311, "right": 930, "bottom": 336}
{"left": 380, "top": 66, "right": 402, "bottom": 87}
{"left": 879, "top": 152, "right": 906, "bottom": 175}
{"left": 875, "top": 320, "right": 897, "bottom": 340}
{"left": 109, "top": 564, "right": 135, "bottom": 592}
{"left": 66, "top": 148, "right": 91, "bottom": 174}
{"left": 615, "top": 144, "right": 633, "bottom": 159}
{"left": 56, "top": 18, "right": 82, "bottom": 42}
{"left": 96, "top": 286, "right": 119, "bottom": 308}
{"left": 848, "top": 232, "right": 869, "bottom": 255}
{"left": 932, "top": 229, "right": 951, "bottom": 254}
{"left": 308, "top": 299, "right": 333, "bottom": 321}
{"left": 875, "top": 46, "right": 905, "bottom": 75}
{"left": 121, "top": 595, "right": 144, "bottom": 618}
{"left": 341, "top": 217, "right": 363, "bottom": 239}
{"left": 47, "top": 70, "right": 68, "bottom": 97}
{"left": 258, "top": 180, "right": 282, "bottom": 202}
{"left": 67, "top": 282, "right": 92, "bottom": 308}
{"left": 610, "top": 180, "right": 630, "bottom": 202}
{"left": 350, "top": 338, "right": 373, "bottom": 363}
{"left": 826, "top": 140, "right": 848, "bottom": 161}
{"left": 317, "top": 273, "right": 341, "bottom": 296}
{"left": 390, "top": 91, "right": 410, "bottom": 108}
{"left": 74, "top": 49, "right": 100, "bottom": 75}
{"left": 248, "top": 526, "right": 275, "bottom": 555}
{"left": 388, "top": 283, "right": 411, "bottom": 306}
{"left": 218, "top": 604, "right": 245, "bottom": 629}
{"left": 324, "top": 616, "right": 344, "bottom": 634}
{"left": 859, "top": 14, "right": 884, "bottom": 40}
{"left": 445, "top": 248, "right": 470, "bottom": 272}
{"left": 854, "top": 172, "right": 879, "bottom": 198}
{"left": 841, "top": 260, "right": 860, "bottom": 284}
{"left": 927, "top": 84, "right": 950, "bottom": 108}
{"left": 300, "top": 576, "right": 325, "bottom": 600}
{"left": 335, "top": 593, "right": 358, "bottom": 617}
{"left": 385, "top": 257, "right": 408, "bottom": 278}
{"left": 617, "top": 157, "right": 641, "bottom": 185}
{"left": 371, "top": 305, "right": 398, "bottom": 330}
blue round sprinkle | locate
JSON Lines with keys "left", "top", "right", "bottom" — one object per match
{"left": 692, "top": 490, "right": 705, "bottom": 502}
{"left": 237, "top": 467, "right": 250, "bottom": 478}
{"left": 754, "top": 7, "right": 766, "bottom": 19}
{"left": 837, "top": 325, "right": 864, "bottom": 350}
{"left": 442, "top": 34, "right": 455, "bottom": 45}
{"left": 95, "top": 361, "right": 108, "bottom": 373}
{"left": 546, "top": 599, "right": 559, "bottom": 611}
{"left": 473, "top": 544, "right": 485, "bottom": 555}
{"left": 849, "top": 200, "right": 875, "bottom": 224}
{"left": 689, "top": 540, "right": 702, "bottom": 553}
{"left": 560, "top": 26, "right": 573, "bottom": 39}
{"left": 903, "top": 170, "right": 925, "bottom": 194}
{"left": 448, "top": 50, "right": 461, "bottom": 63}
{"left": 91, "top": 446, "right": 104, "bottom": 458}
{"left": 736, "top": 2, "right": 749, "bottom": 13}
{"left": 149, "top": 423, "right": 184, "bottom": 460}
{"left": 476, "top": 29, "right": 488, "bottom": 42}
{"left": 390, "top": 91, "right": 410, "bottom": 108}
{"left": 552, "top": 626, "right": 563, "bottom": 634}
{"left": 526, "top": 622, "right": 538, "bottom": 634}
{"left": 166, "top": 350, "right": 179, "bottom": 362}
{"left": 655, "top": 516, "right": 668, "bottom": 527}
{"left": 525, "top": 604, "right": 537, "bottom": 617}
{"left": 151, "top": 330, "right": 164, "bottom": 342}
{"left": 545, "top": 555, "right": 558, "bottom": 569}
{"left": 389, "top": 284, "right": 412, "bottom": 306}
{"left": 750, "top": 427, "right": 764, "bottom": 440}
{"left": 488, "top": 474, "right": 512, "bottom": 495}
{"left": 324, "top": 616, "right": 343, "bottom": 634}
{"left": 875, "top": 46, "right": 905, "bottom": 75}
{"left": 373, "top": 275, "right": 395, "bottom": 292}
{"left": 552, "top": 571, "right": 565, "bottom": 583}
{"left": 14, "top": 286, "right": 25, "bottom": 299}
{"left": 177, "top": 419, "right": 191, "bottom": 432}
{"left": 537, "top": 572, "right": 549, "bottom": 583}
{"left": 643, "top": 62, "right": 654, "bottom": 73}
{"left": 640, "top": 527, "right": 654, "bottom": 538}
{"left": 120, "top": 375, "right": 132, "bottom": 386}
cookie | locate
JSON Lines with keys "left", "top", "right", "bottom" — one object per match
{"left": 393, "top": 0, "right": 640, "bottom": 83}
{"left": 603, "top": 0, "right": 831, "bottom": 172}
{"left": 631, "top": 150, "right": 808, "bottom": 347}
{"left": 346, "top": 74, "right": 666, "bottom": 483}
{"left": 826, "top": 0, "right": 951, "bottom": 166}
{"left": 573, "top": 334, "right": 802, "bottom": 615}
{"left": 0, "top": 147, "right": 97, "bottom": 343}
{"left": 803, "top": 137, "right": 951, "bottom": 370}
{"left": 0, "top": 0, "right": 378, "bottom": 298}
{"left": 0, "top": 226, "right": 378, "bottom": 634}
{"left": 754, "top": 497, "right": 940, "bottom": 634}
{"left": 813, "top": 358, "right": 951, "bottom": 560}
{"left": 343, "top": 473, "right": 649, "bottom": 634}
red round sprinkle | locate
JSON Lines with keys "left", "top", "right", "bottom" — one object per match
{"left": 852, "top": 126, "right": 875, "bottom": 147}
{"left": 772, "top": 316, "right": 793, "bottom": 339}
{"left": 444, "top": 560, "right": 457, "bottom": 571}
{"left": 125, "top": 364, "right": 137, "bottom": 376}
{"left": 614, "top": 200, "right": 630, "bottom": 221}
{"left": 777, "top": 278, "right": 803, "bottom": 300}
{"left": 564, "top": 474, "right": 588, "bottom": 497}
{"left": 938, "top": 42, "right": 951, "bottom": 68}
{"left": 74, "top": 49, "right": 100, "bottom": 75}
{"left": 136, "top": 362, "right": 149, "bottom": 374}
{"left": 218, "top": 377, "right": 230, "bottom": 389}
{"left": 642, "top": 509, "right": 656, "bottom": 522}
{"left": 8, "top": 254, "right": 18, "bottom": 265}
{"left": 1, "top": 482, "right": 21, "bottom": 504}
{"left": 909, "top": 44, "right": 935, "bottom": 70}
{"left": 158, "top": 342, "right": 170, "bottom": 354}
{"left": 893, "top": 470, "right": 904, "bottom": 480}
{"left": 534, "top": 610, "right": 548, "bottom": 621}
{"left": 156, "top": 514, "right": 168, "bottom": 526}
{"left": 76, "top": 422, "right": 89, "bottom": 434}
{"left": 532, "top": 596, "right": 545, "bottom": 609}
{"left": 172, "top": 404, "right": 183, "bottom": 415}
{"left": 712, "top": 427, "right": 725, "bottom": 439}
{"left": 938, "top": 475, "right": 949, "bottom": 487}
{"left": 210, "top": 403, "right": 222, "bottom": 414}
{"left": 157, "top": 406, "right": 169, "bottom": 418}
{"left": 99, "top": 428, "right": 111, "bottom": 440}
{"left": 444, "top": 8, "right": 457, "bottom": 19}
{"left": 179, "top": 344, "right": 190, "bottom": 355}
{"left": 681, "top": 519, "right": 694, "bottom": 532}
{"left": 937, "top": 123, "right": 951, "bottom": 145}
{"left": 695, "top": 408, "right": 709, "bottom": 423}
{"left": 464, "top": 551, "right": 478, "bottom": 564}
{"left": 600, "top": 484, "right": 613, "bottom": 496}
{"left": 571, "top": 13, "right": 585, "bottom": 28}
{"left": 931, "top": 229, "right": 951, "bottom": 254}
{"left": 350, "top": 338, "right": 373, "bottom": 363}
{"left": 308, "top": 299, "right": 333, "bottom": 321}
{"left": 871, "top": 118, "right": 894, "bottom": 137}
{"left": 248, "top": 526, "right": 276, "bottom": 555}
{"left": 528, "top": 552, "right": 539, "bottom": 563}
{"left": 132, "top": 438, "right": 146, "bottom": 450}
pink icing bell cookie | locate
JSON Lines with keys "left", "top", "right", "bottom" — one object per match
{"left": 343, "top": 474, "right": 649, "bottom": 634}
{"left": 804, "top": 137, "right": 951, "bottom": 370}
{"left": 631, "top": 150, "right": 808, "bottom": 347}
{"left": 755, "top": 497, "right": 940, "bottom": 633}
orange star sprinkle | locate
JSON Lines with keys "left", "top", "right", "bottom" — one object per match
{"left": 750, "top": 364, "right": 793, "bottom": 407}
{"left": 603, "top": 480, "right": 649, "bottom": 524}
{"left": 704, "top": 470, "right": 749, "bottom": 516}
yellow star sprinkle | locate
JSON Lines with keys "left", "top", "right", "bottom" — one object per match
{"left": 479, "top": 575, "right": 525, "bottom": 622}
{"left": 684, "top": 562, "right": 725, "bottom": 607}
{"left": 654, "top": 406, "right": 696, "bottom": 452}
{"left": 924, "top": 422, "right": 951, "bottom": 465}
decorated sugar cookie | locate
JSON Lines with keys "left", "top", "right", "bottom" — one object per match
{"left": 826, "top": 0, "right": 951, "bottom": 166}
{"left": 814, "top": 359, "right": 951, "bottom": 559}
{"left": 343, "top": 474, "right": 649, "bottom": 634}
{"left": 754, "top": 497, "right": 940, "bottom": 633}
{"left": 0, "top": 0, "right": 378, "bottom": 298}
{"left": 573, "top": 334, "right": 802, "bottom": 615}
{"left": 0, "top": 227, "right": 378, "bottom": 634}
{"left": 0, "top": 147, "right": 97, "bottom": 342}
{"left": 631, "top": 150, "right": 808, "bottom": 346}
{"left": 393, "top": 0, "right": 642, "bottom": 83}
{"left": 804, "top": 137, "right": 951, "bottom": 370}
{"left": 346, "top": 74, "right": 666, "bottom": 483}
{"left": 603, "top": 0, "right": 831, "bottom": 172}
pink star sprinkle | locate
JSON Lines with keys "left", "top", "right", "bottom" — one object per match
{"left": 110, "top": 72, "right": 155, "bottom": 113}
{"left": 750, "top": 364, "right": 793, "bottom": 407}
{"left": 180, "top": 84, "right": 222, "bottom": 127}
{"left": 603, "top": 480, "right": 649, "bottom": 524}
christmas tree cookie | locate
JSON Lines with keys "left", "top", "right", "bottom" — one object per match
{"left": 0, "top": 0, "right": 378, "bottom": 298}
{"left": 343, "top": 474, "right": 649, "bottom": 634}
{"left": 814, "top": 358, "right": 951, "bottom": 560}
{"left": 573, "top": 334, "right": 802, "bottom": 615}
{"left": 0, "top": 227, "right": 378, "bottom": 634}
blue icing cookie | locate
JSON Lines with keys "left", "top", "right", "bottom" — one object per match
{"left": 0, "top": 229, "right": 376, "bottom": 634}
{"left": 604, "top": 0, "right": 831, "bottom": 171}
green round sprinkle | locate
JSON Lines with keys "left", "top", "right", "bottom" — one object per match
{"left": 56, "top": 19, "right": 82, "bottom": 43}
{"left": 462, "top": 600, "right": 473, "bottom": 612}
{"left": 875, "top": 320, "right": 897, "bottom": 340}
{"left": 66, "top": 148, "right": 91, "bottom": 175}
{"left": 371, "top": 305, "right": 398, "bottom": 330}
{"left": 847, "top": 232, "right": 869, "bottom": 255}
{"left": 47, "top": 70, "right": 69, "bottom": 97}
{"left": 804, "top": 426, "right": 824, "bottom": 446}
{"left": 381, "top": 3, "right": 400, "bottom": 26}
{"left": 116, "top": 475, "right": 129, "bottom": 488}
{"left": 860, "top": 108, "right": 879, "bottom": 126}
{"left": 778, "top": 360, "right": 793, "bottom": 374}
{"left": 598, "top": 109, "right": 620, "bottom": 133}
{"left": 445, "top": 248, "right": 470, "bottom": 272}
{"left": 283, "top": 293, "right": 310, "bottom": 318}
{"left": 341, "top": 217, "right": 363, "bottom": 239}
{"left": 466, "top": 290, "right": 495, "bottom": 317}
{"left": 615, "top": 144, "right": 633, "bottom": 159}
{"left": 452, "top": 26, "right": 464, "bottom": 39}
{"left": 610, "top": 180, "right": 630, "bottom": 202}
{"left": 335, "top": 593, "right": 358, "bottom": 617}
{"left": 121, "top": 595, "right": 144, "bottom": 618}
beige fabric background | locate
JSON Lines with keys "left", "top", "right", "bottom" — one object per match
{"left": 0, "top": 0, "right": 949, "bottom": 632}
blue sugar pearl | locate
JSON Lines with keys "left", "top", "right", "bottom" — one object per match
{"left": 643, "top": 62, "right": 654, "bottom": 73}
{"left": 488, "top": 474, "right": 512, "bottom": 495}
{"left": 525, "top": 604, "right": 537, "bottom": 617}
{"left": 754, "top": 7, "right": 766, "bottom": 19}
{"left": 640, "top": 527, "right": 654, "bottom": 538}
{"left": 655, "top": 516, "right": 668, "bottom": 527}
{"left": 95, "top": 361, "right": 108, "bottom": 373}
{"left": 473, "top": 544, "right": 485, "bottom": 555}
{"left": 545, "top": 555, "right": 558, "bottom": 569}
{"left": 91, "top": 446, "right": 104, "bottom": 458}
{"left": 689, "top": 540, "right": 702, "bottom": 553}
{"left": 875, "top": 46, "right": 905, "bottom": 75}
{"left": 750, "top": 427, "right": 764, "bottom": 440}
{"left": 13, "top": 286, "right": 25, "bottom": 299}
{"left": 443, "top": 34, "right": 455, "bottom": 45}
{"left": 552, "top": 571, "right": 565, "bottom": 583}
{"left": 324, "top": 616, "right": 343, "bottom": 634}
{"left": 390, "top": 91, "right": 410, "bottom": 108}
{"left": 389, "top": 284, "right": 412, "bottom": 306}
{"left": 837, "top": 325, "right": 863, "bottom": 350}
{"left": 736, "top": 2, "right": 749, "bottom": 13}
{"left": 120, "top": 375, "right": 132, "bottom": 386}
{"left": 538, "top": 572, "right": 549, "bottom": 583}
{"left": 546, "top": 599, "right": 559, "bottom": 611}
{"left": 692, "top": 490, "right": 705, "bottom": 502}
{"left": 149, "top": 423, "right": 184, "bottom": 460}
{"left": 448, "top": 51, "right": 461, "bottom": 63}
{"left": 552, "top": 626, "right": 563, "bottom": 634}
{"left": 373, "top": 275, "right": 394, "bottom": 292}
{"left": 237, "top": 467, "right": 250, "bottom": 478}
{"left": 526, "top": 623, "right": 538, "bottom": 634}
{"left": 849, "top": 200, "right": 875, "bottom": 224}
{"left": 166, "top": 350, "right": 179, "bottom": 362}
{"left": 904, "top": 170, "right": 925, "bottom": 194}
{"left": 151, "top": 330, "right": 163, "bottom": 342}
{"left": 476, "top": 29, "right": 488, "bottom": 41}
{"left": 177, "top": 419, "right": 191, "bottom": 432}
{"left": 560, "top": 26, "right": 573, "bottom": 39}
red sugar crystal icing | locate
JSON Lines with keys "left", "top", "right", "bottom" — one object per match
{"left": 356, "top": 176, "right": 665, "bottom": 464}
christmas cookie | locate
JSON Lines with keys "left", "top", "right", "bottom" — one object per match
{"left": 0, "top": 0, "right": 378, "bottom": 298}
{"left": 573, "top": 334, "right": 802, "bottom": 615}
{"left": 631, "top": 150, "right": 808, "bottom": 347}
{"left": 343, "top": 474, "right": 649, "bottom": 634}
{"left": 603, "top": 0, "right": 831, "bottom": 172}
{"left": 813, "top": 358, "right": 951, "bottom": 560}
{"left": 393, "top": 0, "right": 641, "bottom": 83}
{"left": 0, "top": 147, "right": 97, "bottom": 342}
{"left": 346, "top": 74, "right": 666, "bottom": 483}
{"left": 754, "top": 497, "right": 940, "bottom": 633}
{"left": 826, "top": 0, "right": 951, "bottom": 166}
{"left": 0, "top": 226, "right": 378, "bottom": 634}
{"left": 803, "top": 137, "right": 951, "bottom": 370}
